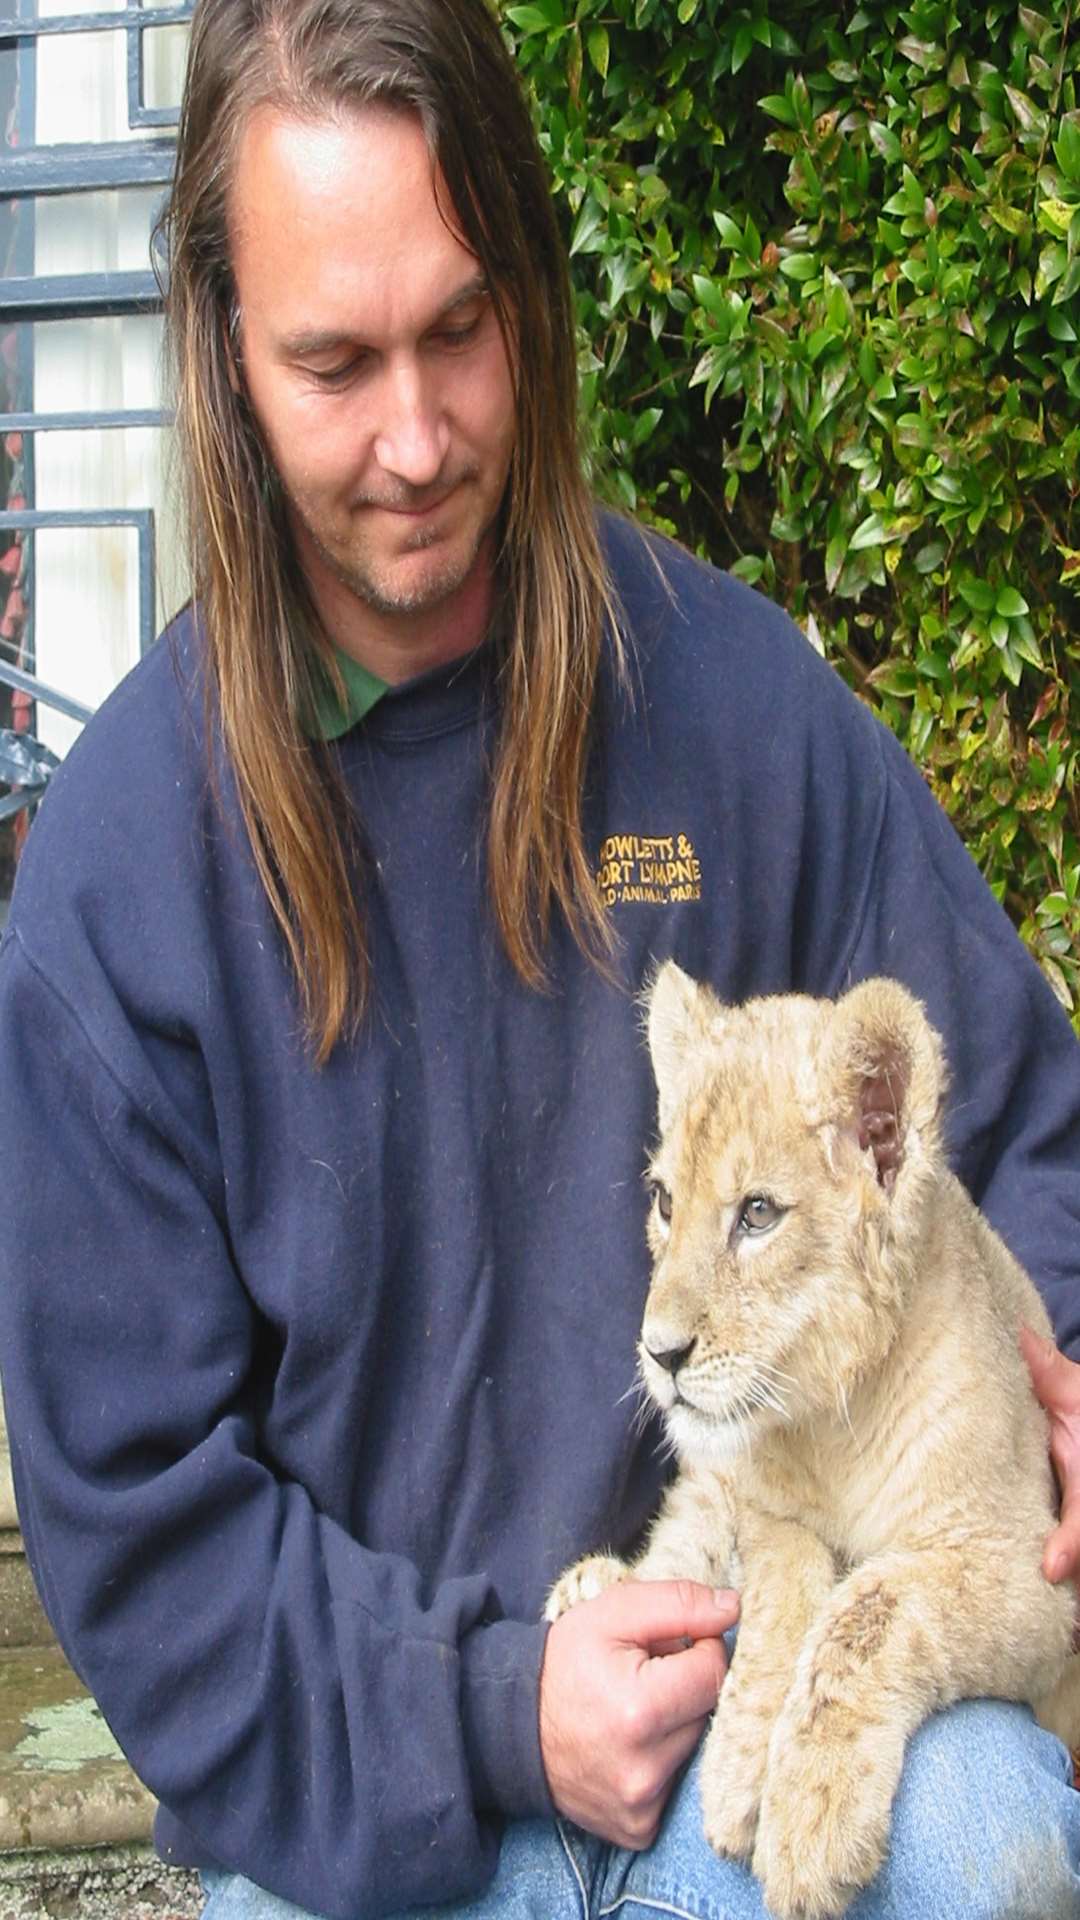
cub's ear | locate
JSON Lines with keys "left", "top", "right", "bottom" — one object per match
{"left": 645, "top": 961, "right": 725, "bottom": 1133}
{"left": 823, "top": 978, "right": 947, "bottom": 1194}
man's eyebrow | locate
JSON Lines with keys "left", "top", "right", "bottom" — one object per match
{"left": 438, "top": 273, "right": 491, "bottom": 315}
{"left": 278, "top": 275, "right": 492, "bottom": 360}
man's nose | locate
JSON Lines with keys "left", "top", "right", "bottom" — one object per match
{"left": 373, "top": 360, "right": 450, "bottom": 488}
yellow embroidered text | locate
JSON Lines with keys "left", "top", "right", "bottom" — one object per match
{"left": 596, "top": 832, "right": 702, "bottom": 908}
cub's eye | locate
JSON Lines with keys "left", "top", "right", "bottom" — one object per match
{"left": 738, "top": 1193, "right": 784, "bottom": 1235}
{"left": 652, "top": 1182, "right": 673, "bottom": 1224}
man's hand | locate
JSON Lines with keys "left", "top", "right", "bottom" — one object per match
{"left": 538, "top": 1579, "right": 738, "bottom": 1849}
{"left": 1020, "top": 1325, "right": 1080, "bottom": 1587}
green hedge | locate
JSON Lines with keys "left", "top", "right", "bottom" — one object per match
{"left": 499, "top": 0, "right": 1080, "bottom": 1026}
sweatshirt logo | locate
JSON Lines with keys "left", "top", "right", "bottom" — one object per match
{"left": 596, "top": 832, "right": 702, "bottom": 908}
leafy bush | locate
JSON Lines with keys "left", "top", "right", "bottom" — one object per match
{"left": 500, "top": 0, "right": 1080, "bottom": 1024}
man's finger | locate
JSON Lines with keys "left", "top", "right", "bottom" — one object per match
{"left": 1043, "top": 1483, "right": 1080, "bottom": 1584}
{"left": 1020, "top": 1325, "right": 1080, "bottom": 1416}
{"left": 637, "top": 1630, "right": 730, "bottom": 1731}
{"left": 600, "top": 1577, "right": 740, "bottom": 1652}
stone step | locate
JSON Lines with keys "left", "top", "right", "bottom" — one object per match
{"left": 0, "top": 1533, "right": 55, "bottom": 1653}
{"left": 0, "top": 1842, "right": 201, "bottom": 1919}
{"left": 0, "top": 1644, "right": 200, "bottom": 1919}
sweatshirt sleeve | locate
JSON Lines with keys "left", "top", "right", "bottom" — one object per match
{"left": 840, "top": 721, "right": 1080, "bottom": 1358}
{"left": 0, "top": 928, "right": 552, "bottom": 1920}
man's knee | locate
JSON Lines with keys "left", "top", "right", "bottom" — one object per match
{"left": 881, "top": 1699, "right": 1080, "bottom": 1919}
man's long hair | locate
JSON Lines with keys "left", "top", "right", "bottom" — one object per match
{"left": 162, "top": 0, "right": 622, "bottom": 1061}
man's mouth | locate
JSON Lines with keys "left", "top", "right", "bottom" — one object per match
{"left": 375, "top": 495, "right": 450, "bottom": 519}
{"left": 361, "top": 473, "right": 473, "bottom": 519}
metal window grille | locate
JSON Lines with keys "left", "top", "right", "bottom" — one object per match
{"left": 0, "top": 0, "right": 190, "bottom": 917}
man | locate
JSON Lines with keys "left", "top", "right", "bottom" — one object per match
{"left": 0, "top": 2, "right": 1078, "bottom": 1916}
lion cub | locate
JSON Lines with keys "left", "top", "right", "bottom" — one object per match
{"left": 547, "top": 964, "right": 1080, "bottom": 1920}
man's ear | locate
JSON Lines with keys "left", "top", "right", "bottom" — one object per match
{"left": 823, "top": 978, "right": 947, "bottom": 1194}
{"left": 645, "top": 961, "right": 726, "bottom": 1134}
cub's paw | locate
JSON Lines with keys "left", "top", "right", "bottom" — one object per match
{"left": 752, "top": 1725, "right": 895, "bottom": 1920}
{"left": 698, "top": 1701, "right": 768, "bottom": 1862}
{"left": 543, "top": 1554, "right": 628, "bottom": 1622}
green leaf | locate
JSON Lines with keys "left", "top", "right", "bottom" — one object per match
{"left": 732, "top": 23, "right": 754, "bottom": 73}
{"left": 1053, "top": 115, "right": 1080, "bottom": 184}
{"left": 1004, "top": 85, "right": 1045, "bottom": 135}
{"left": 868, "top": 119, "right": 902, "bottom": 161}
{"left": 923, "top": 471, "right": 963, "bottom": 502}
{"left": 995, "top": 586, "right": 1030, "bottom": 618}
{"left": 896, "top": 413, "right": 932, "bottom": 448}
{"left": 1000, "top": 640, "right": 1024, "bottom": 685}
{"left": 849, "top": 513, "right": 888, "bottom": 551}
{"left": 729, "top": 554, "right": 765, "bottom": 584}
{"left": 713, "top": 210, "right": 744, "bottom": 250}
{"left": 569, "top": 201, "right": 606, "bottom": 256}
{"left": 869, "top": 662, "right": 920, "bottom": 696}
{"left": 1018, "top": 7, "right": 1054, "bottom": 43}
{"left": 819, "top": 355, "right": 850, "bottom": 413}
{"left": 957, "top": 575, "right": 996, "bottom": 614}
{"left": 779, "top": 253, "right": 819, "bottom": 282}
{"left": 586, "top": 25, "right": 609, "bottom": 78}
{"left": 691, "top": 272, "right": 726, "bottom": 315}
{"left": 825, "top": 534, "right": 848, "bottom": 591}
{"left": 1011, "top": 629, "right": 1044, "bottom": 669}
{"left": 758, "top": 93, "right": 797, "bottom": 126}
{"left": 1039, "top": 958, "right": 1074, "bottom": 1011}
{"left": 631, "top": 406, "right": 663, "bottom": 447}
{"left": 606, "top": 250, "right": 638, "bottom": 308}
{"left": 504, "top": 2, "right": 561, "bottom": 32}
{"left": 917, "top": 82, "right": 950, "bottom": 118}
{"left": 1036, "top": 242, "right": 1068, "bottom": 298}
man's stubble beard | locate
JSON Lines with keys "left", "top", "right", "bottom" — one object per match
{"left": 290, "top": 471, "right": 493, "bottom": 621}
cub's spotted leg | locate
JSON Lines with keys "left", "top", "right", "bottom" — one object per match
{"left": 544, "top": 1553, "right": 628, "bottom": 1622}
{"left": 752, "top": 1542, "right": 1075, "bottom": 1920}
{"left": 699, "top": 1508, "right": 835, "bottom": 1864}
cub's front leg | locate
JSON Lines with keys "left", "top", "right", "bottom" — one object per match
{"left": 698, "top": 1508, "right": 835, "bottom": 1866}
{"left": 752, "top": 1542, "right": 1075, "bottom": 1920}
{"left": 545, "top": 1466, "right": 739, "bottom": 1623}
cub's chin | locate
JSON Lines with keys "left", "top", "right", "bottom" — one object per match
{"left": 664, "top": 1398, "right": 784, "bottom": 1469}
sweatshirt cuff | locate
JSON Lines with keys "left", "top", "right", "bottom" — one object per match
{"left": 459, "top": 1618, "right": 555, "bottom": 1820}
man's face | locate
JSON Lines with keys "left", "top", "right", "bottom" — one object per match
{"left": 227, "top": 104, "right": 517, "bottom": 670}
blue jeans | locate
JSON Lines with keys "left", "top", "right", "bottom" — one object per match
{"left": 199, "top": 1700, "right": 1080, "bottom": 1920}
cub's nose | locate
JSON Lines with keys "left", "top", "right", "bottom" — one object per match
{"left": 644, "top": 1337, "right": 696, "bottom": 1378}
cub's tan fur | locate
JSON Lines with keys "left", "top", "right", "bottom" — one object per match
{"left": 547, "top": 965, "right": 1080, "bottom": 1920}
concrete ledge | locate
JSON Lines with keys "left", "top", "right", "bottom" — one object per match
{"left": 0, "top": 1417, "right": 17, "bottom": 1535}
{"left": 0, "top": 1542, "right": 54, "bottom": 1652}
{"left": 0, "top": 1647, "right": 155, "bottom": 1855}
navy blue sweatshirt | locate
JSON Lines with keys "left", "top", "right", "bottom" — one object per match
{"left": 0, "top": 518, "right": 1078, "bottom": 1918}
